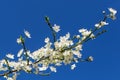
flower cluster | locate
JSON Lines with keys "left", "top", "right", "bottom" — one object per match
{"left": 95, "top": 8, "right": 117, "bottom": 29}
{"left": 0, "top": 8, "right": 117, "bottom": 80}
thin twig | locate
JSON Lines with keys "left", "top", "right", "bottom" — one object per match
{"left": 45, "top": 16, "right": 56, "bottom": 49}
{"left": 22, "top": 42, "right": 29, "bottom": 65}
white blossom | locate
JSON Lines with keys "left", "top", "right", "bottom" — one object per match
{"left": 90, "top": 34, "right": 95, "bottom": 39}
{"left": 87, "top": 56, "right": 93, "bottom": 62}
{"left": 39, "top": 65, "right": 48, "bottom": 71}
{"left": 31, "top": 48, "right": 44, "bottom": 60}
{"left": 26, "top": 50, "right": 33, "bottom": 58}
{"left": 108, "top": 8, "right": 117, "bottom": 20}
{"left": 76, "top": 35, "right": 80, "bottom": 39}
{"left": 6, "top": 54, "right": 14, "bottom": 59}
{"left": 52, "top": 24, "right": 60, "bottom": 32}
{"left": 63, "top": 51, "right": 71, "bottom": 56}
{"left": 24, "top": 30, "right": 31, "bottom": 38}
{"left": 108, "top": 8, "right": 117, "bottom": 15}
{"left": 17, "top": 49, "right": 24, "bottom": 57}
{"left": 50, "top": 66, "right": 57, "bottom": 72}
{"left": 79, "top": 28, "right": 92, "bottom": 37}
{"left": 75, "top": 44, "right": 82, "bottom": 51}
{"left": 95, "top": 21, "right": 109, "bottom": 28}
{"left": 17, "top": 38, "right": 22, "bottom": 44}
{"left": 79, "top": 28, "right": 87, "bottom": 33}
{"left": 6, "top": 77, "right": 13, "bottom": 80}
{"left": 55, "top": 63, "right": 62, "bottom": 66}
{"left": 73, "top": 50, "right": 82, "bottom": 58}
{"left": 73, "top": 58, "right": 79, "bottom": 63}
{"left": 54, "top": 33, "right": 73, "bottom": 50}
{"left": 12, "top": 73, "right": 17, "bottom": 80}
{"left": 24, "top": 65, "right": 32, "bottom": 71}
{"left": 44, "top": 37, "right": 50, "bottom": 43}
{"left": 71, "top": 64, "right": 76, "bottom": 70}
{"left": 0, "top": 60, "right": 7, "bottom": 71}
{"left": 9, "top": 61, "right": 21, "bottom": 70}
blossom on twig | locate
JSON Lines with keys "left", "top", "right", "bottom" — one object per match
{"left": 6, "top": 54, "right": 14, "bottom": 59}
{"left": 52, "top": 24, "right": 60, "bottom": 32}
{"left": 24, "top": 30, "right": 31, "bottom": 38}
{"left": 71, "top": 64, "right": 76, "bottom": 70}
{"left": 108, "top": 8, "right": 117, "bottom": 20}
{"left": 95, "top": 21, "right": 109, "bottom": 29}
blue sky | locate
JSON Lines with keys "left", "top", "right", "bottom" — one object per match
{"left": 0, "top": 0, "right": 120, "bottom": 80}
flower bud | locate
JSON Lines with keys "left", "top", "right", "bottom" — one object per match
{"left": 87, "top": 56, "right": 93, "bottom": 62}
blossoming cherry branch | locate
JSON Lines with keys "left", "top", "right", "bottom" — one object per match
{"left": 0, "top": 8, "right": 117, "bottom": 80}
